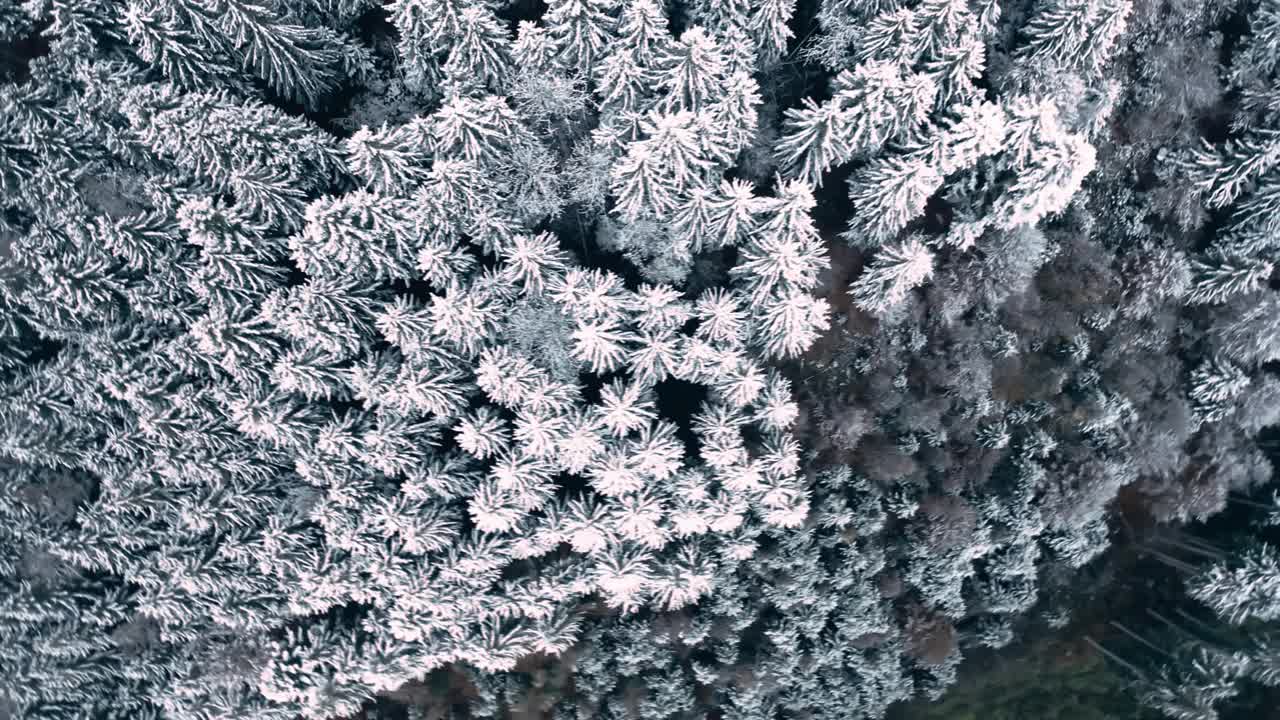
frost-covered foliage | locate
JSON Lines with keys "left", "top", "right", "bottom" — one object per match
{"left": 1188, "top": 543, "right": 1280, "bottom": 624}
{"left": 0, "top": 0, "right": 1277, "bottom": 719}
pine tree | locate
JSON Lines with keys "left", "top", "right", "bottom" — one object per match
{"left": 613, "top": 0, "right": 674, "bottom": 69}
{"left": 610, "top": 110, "right": 714, "bottom": 220}
{"left": 544, "top": 0, "right": 619, "bottom": 74}
{"left": 291, "top": 191, "right": 422, "bottom": 282}
{"left": 122, "top": 83, "right": 343, "bottom": 230}
{"left": 343, "top": 122, "right": 432, "bottom": 195}
{"left": 133, "top": 0, "right": 359, "bottom": 108}
{"left": 1181, "top": 131, "right": 1280, "bottom": 209}
{"left": 658, "top": 27, "right": 728, "bottom": 113}
{"left": 121, "top": 1, "right": 245, "bottom": 90}
{"left": 1188, "top": 543, "right": 1280, "bottom": 623}
{"left": 1211, "top": 293, "right": 1280, "bottom": 366}
{"left": 991, "top": 112, "right": 1096, "bottom": 228}
{"left": 1224, "top": 172, "right": 1280, "bottom": 252}
{"left": 1018, "top": 0, "right": 1132, "bottom": 74}
{"left": 431, "top": 95, "right": 530, "bottom": 166}
{"left": 856, "top": 8, "right": 925, "bottom": 66}
{"left": 1188, "top": 251, "right": 1274, "bottom": 305}
{"left": 926, "top": 36, "right": 987, "bottom": 106}
{"left": 756, "top": 289, "right": 831, "bottom": 359}
{"left": 931, "top": 101, "right": 1009, "bottom": 174}
{"left": 1189, "top": 356, "right": 1252, "bottom": 425}
{"left": 387, "top": 0, "right": 468, "bottom": 91}
{"left": 776, "top": 61, "right": 938, "bottom": 186}
{"left": 708, "top": 70, "right": 764, "bottom": 160}
{"left": 749, "top": 0, "right": 796, "bottom": 65}
{"left": 441, "top": 5, "right": 512, "bottom": 88}
{"left": 733, "top": 178, "right": 828, "bottom": 299}
{"left": 597, "top": 47, "right": 655, "bottom": 115}
{"left": 262, "top": 277, "right": 385, "bottom": 359}
{"left": 672, "top": 178, "right": 763, "bottom": 252}
{"left": 844, "top": 154, "right": 943, "bottom": 244}
{"left": 850, "top": 235, "right": 936, "bottom": 315}
{"left": 911, "top": 0, "right": 970, "bottom": 57}
{"left": 1228, "top": 0, "right": 1280, "bottom": 85}
{"left": 774, "top": 98, "right": 855, "bottom": 187}
{"left": 571, "top": 317, "right": 635, "bottom": 373}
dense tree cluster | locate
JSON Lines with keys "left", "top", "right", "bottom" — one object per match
{"left": 0, "top": 0, "right": 1277, "bottom": 719}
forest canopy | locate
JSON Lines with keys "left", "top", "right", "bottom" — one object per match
{"left": 1, "top": 0, "right": 1279, "bottom": 719}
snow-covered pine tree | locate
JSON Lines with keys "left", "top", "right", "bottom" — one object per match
{"left": 850, "top": 235, "right": 936, "bottom": 315}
